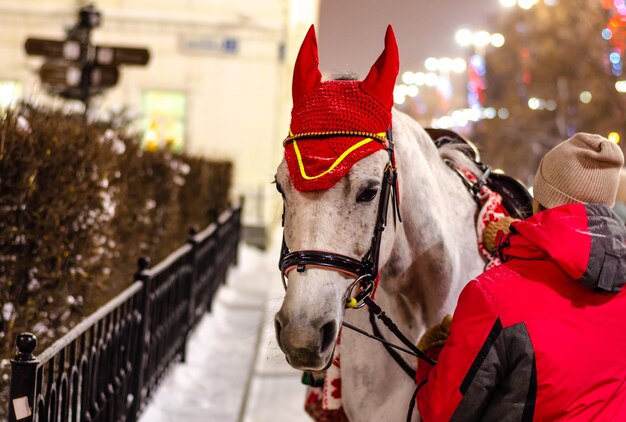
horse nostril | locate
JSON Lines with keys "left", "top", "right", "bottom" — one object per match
{"left": 320, "top": 320, "right": 337, "bottom": 353}
{"left": 274, "top": 317, "right": 283, "bottom": 347}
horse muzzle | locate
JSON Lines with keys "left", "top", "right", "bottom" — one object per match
{"left": 274, "top": 311, "right": 338, "bottom": 370}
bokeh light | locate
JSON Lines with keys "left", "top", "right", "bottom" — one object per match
{"left": 425, "top": 72, "right": 439, "bottom": 87}
{"left": 401, "top": 71, "right": 414, "bottom": 85}
{"left": 498, "top": 108, "right": 510, "bottom": 119}
{"left": 438, "top": 57, "right": 453, "bottom": 73}
{"left": 472, "top": 31, "right": 492, "bottom": 48}
{"left": 545, "top": 100, "right": 557, "bottom": 111}
{"left": 425, "top": 57, "right": 438, "bottom": 71}
{"left": 518, "top": 0, "right": 539, "bottom": 9}
{"left": 452, "top": 58, "right": 467, "bottom": 73}
{"left": 579, "top": 91, "right": 592, "bottom": 103}
{"left": 610, "top": 52, "right": 621, "bottom": 64}
{"left": 490, "top": 33, "right": 506, "bottom": 48}
{"left": 455, "top": 29, "right": 473, "bottom": 47}
{"left": 528, "top": 97, "right": 541, "bottom": 110}
{"left": 406, "top": 85, "right": 419, "bottom": 97}
{"left": 414, "top": 72, "right": 426, "bottom": 86}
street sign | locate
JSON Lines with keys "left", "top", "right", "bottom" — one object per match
{"left": 89, "top": 66, "right": 119, "bottom": 87}
{"left": 40, "top": 62, "right": 119, "bottom": 88}
{"left": 39, "top": 62, "right": 82, "bottom": 87}
{"left": 25, "top": 38, "right": 83, "bottom": 61}
{"left": 180, "top": 35, "right": 238, "bottom": 56}
{"left": 96, "top": 46, "right": 150, "bottom": 66}
{"left": 24, "top": 5, "right": 149, "bottom": 114}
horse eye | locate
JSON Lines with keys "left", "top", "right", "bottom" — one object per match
{"left": 274, "top": 179, "right": 285, "bottom": 197}
{"left": 357, "top": 187, "right": 378, "bottom": 203}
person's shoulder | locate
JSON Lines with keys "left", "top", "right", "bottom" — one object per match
{"left": 473, "top": 263, "right": 520, "bottom": 294}
{"left": 459, "top": 265, "right": 516, "bottom": 312}
{"left": 471, "top": 264, "right": 539, "bottom": 324}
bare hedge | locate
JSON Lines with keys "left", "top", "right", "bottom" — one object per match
{"left": 0, "top": 104, "right": 232, "bottom": 361}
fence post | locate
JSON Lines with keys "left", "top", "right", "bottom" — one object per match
{"left": 235, "top": 197, "right": 244, "bottom": 266}
{"left": 182, "top": 227, "right": 199, "bottom": 363}
{"left": 8, "top": 333, "right": 38, "bottom": 422}
{"left": 129, "top": 257, "right": 150, "bottom": 422}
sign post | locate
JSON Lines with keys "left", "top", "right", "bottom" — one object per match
{"left": 24, "top": 4, "right": 150, "bottom": 118}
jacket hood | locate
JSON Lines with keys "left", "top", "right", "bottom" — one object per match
{"left": 498, "top": 203, "right": 626, "bottom": 293}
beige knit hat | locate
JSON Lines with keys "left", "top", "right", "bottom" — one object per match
{"left": 533, "top": 133, "right": 624, "bottom": 209}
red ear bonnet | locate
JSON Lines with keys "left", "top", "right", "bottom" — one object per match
{"left": 360, "top": 26, "right": 399, "bottom": 110}
{"left": 292, "top": 25, "right": 322, "bottom": 103}
{"left": 285, "top": 25, "right": 400, "bottom": 192}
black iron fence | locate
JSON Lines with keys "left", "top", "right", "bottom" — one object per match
{"left": 7, "top": 203, "right": 242, "bottom": 422}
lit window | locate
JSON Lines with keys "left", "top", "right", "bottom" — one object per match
{"left": 142, "top": 91, "right": 187, "bottom": 152}
{"left": 0, "top": 80, "right": 23, "bottom": 110}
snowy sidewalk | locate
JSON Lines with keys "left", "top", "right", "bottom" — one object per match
{"left": 140, "top": 236, "right": 310, "bottom": 422}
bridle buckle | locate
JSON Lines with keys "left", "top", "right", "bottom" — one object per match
{"left": 345, "top": 275, "right": 375, "bottom": 309}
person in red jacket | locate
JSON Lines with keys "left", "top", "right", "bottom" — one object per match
{"left": 415, "top": 133, "right": 626, "bottom": 421}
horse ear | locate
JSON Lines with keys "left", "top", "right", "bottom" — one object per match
{"left": 361, "top": 25, "right": 399, "bottom": 109}
{"left": 293, "top": 25, "right": 322, "bottom": 102}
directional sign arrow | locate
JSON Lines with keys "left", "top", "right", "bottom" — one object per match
{"left": 89, "top": 65, "right": 119, "bottom": 87}
{"left": 95, "top": 46, "right": 150, "bottom": 66}
{"left": 39, "top": 62, "right": 119, "bottom": 88}
{"left": 25, "top": 38, "right": 82, "bottom": 61}
{"left": 39, "top": 62, "right": 83, "bottom": 87}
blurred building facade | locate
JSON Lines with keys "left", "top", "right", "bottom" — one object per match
{"left": 0, "top": 0, "right": 318, "bottom": 247}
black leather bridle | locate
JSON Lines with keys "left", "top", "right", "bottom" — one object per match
{"left": 279, "top": 127, "right": 401, "bottom": 309}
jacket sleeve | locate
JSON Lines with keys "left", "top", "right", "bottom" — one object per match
{"left": 416, "top": 280, "right": 504, "bottom": 422}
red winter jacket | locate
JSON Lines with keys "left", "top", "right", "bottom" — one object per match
{"left": 416, "top": 203, "right": 626, "bottom": 421}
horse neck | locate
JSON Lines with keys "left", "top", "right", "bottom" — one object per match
{"left": 378, "top": 113, "right": 485, "bottom": 330}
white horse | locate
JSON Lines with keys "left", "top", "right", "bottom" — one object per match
{"left": 274, "top": 27, "right": 485, "bottom": 421}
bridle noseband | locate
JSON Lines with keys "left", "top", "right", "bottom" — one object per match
{"left": 279, "top": 127, "right": 401, "bottom": 309}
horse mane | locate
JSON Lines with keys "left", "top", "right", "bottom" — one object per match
{"left": 330, "top": 72, "right": 360, "bottom": 81}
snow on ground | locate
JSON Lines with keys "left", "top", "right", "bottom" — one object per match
{"left": 140, "top": 233, "right": 310, "bottom": 422}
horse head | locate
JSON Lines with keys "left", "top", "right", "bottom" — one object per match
{"left": 274, "top": 25, "right": 400, "bottom": 370}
